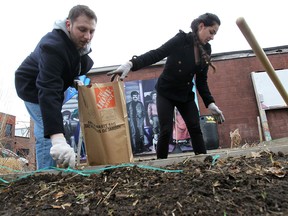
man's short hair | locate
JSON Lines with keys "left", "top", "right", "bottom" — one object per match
{"left": 68, "top": 5, "right": 97, "bottom": 23}
{"left": 131, "top": 91, "right": 139, "bottom": 97}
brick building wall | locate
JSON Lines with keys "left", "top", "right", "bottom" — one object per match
{"left": 14, "top": 119, "right": 35, "bottom": 168}
{"left": 87, "top": 46, "right": 288, "bottom": 149}
{"left": 0, "top": 112, "right": 36, "bottom": 168}
{"left": 0, "top": 113, "right": 16, "bottom": 149}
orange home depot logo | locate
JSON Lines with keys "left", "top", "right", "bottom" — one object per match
{"left": 94, "top": 86, "right": 116, "bottom": 109}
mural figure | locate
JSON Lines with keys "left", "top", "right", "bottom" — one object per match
{"left": 126, "top": 91, "right": 145, "bottom": 154}
{"left": 147, "top": 91, "right": 159, "bottom": 152}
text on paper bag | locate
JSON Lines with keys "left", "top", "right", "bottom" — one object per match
{"left": 84, "top": 121, "right": 121, "bottom": 133}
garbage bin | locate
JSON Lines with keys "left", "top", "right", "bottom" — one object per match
{"left": 200, "top": 115, "right": 219, "bottom": 150}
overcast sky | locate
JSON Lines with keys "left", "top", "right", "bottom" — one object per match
{"left": 0, "top": 0, "right": 287, "bottom": 126}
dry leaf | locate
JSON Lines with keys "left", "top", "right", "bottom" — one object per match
{"left": 132, "top": 199, "right": 139, "bottom": 206}
{"left": 62, "top": 203, "right": 72, "bottom": 208}
{"left": 229, "top": 166, "right": 241, "bottom": 174}
{"left": 246, "top": 169, "right": 253, "bottom": 174}
{"left": 230, "top": 129, "right": 241, "bottom": 148}
{"left": 273, "top": 161, "right": 283, "bottom": 168}
{"left": 266, "top": 167, "right": 286, "bottom": 178}
{"left": 251, "top": 152, "right": 262, "bottom": 158}
{"left": 54, "top": 191, "right": 65, "bottom": 199}
{"left": 213, "top": 181, "right": 221, "bottom": 187}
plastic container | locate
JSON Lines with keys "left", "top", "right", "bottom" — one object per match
{"left": 200, "top": 115, "right": 219, "bottom": 150}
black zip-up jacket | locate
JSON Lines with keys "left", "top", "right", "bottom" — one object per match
{"left": 130, "top": 30, "right": 215, "bottom": 107}
{"left": 15, "top": 29, "right": 94, "bottom": 138}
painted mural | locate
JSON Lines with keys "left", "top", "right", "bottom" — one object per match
{"left": 62, "top": 77, "right": 199, "bottom": 157}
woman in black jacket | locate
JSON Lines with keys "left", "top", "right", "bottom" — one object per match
{"left": 15, "top": 5, "right": 97, "bottom": 169}
{"left": 107, "top": 13, "right": 225, "bottom": 159}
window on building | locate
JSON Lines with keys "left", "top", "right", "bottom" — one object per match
{"left": 5, "top": 123, "right": 12, "bottom": 137}
{"left": 15, "top": 128, "right": 30, "bottom": 138}
{"left": 16, "top": 148, "right": 30, "bottom": 157}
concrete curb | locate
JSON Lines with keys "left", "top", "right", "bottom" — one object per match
{"left": 132, "top": 137, "right": 288, "bottom": 167}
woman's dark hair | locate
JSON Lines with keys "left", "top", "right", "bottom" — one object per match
{"left": 68, "top": 5, "right": 97, "bottom": 23}
{"left": 190, "top": 13, "right": 220, "bottom": 73}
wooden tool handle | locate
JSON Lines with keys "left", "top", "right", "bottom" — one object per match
{"left": 236, "top": 17, "right": 288, "bottom": 105}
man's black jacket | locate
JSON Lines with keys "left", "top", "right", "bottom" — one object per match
{"left": 15, "top": 29, "right": 93, "bottom": 138}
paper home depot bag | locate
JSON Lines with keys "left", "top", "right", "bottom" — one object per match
{"left": 78, "top": 81, "right": 133, "bottom": 166}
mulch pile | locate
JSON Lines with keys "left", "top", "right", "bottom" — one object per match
{"left": 0, "top": 149, "right": 288, "bottom": 215}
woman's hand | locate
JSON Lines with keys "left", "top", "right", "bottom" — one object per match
{"left": 107, "top": 61, "right": 133, "bottom": 81}
{"left": 208, "top": 103, "right": 225, "bottom": 124}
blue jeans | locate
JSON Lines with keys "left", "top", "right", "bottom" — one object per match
{"left": 24, "top": 101, "right": 56, "bottom": 169}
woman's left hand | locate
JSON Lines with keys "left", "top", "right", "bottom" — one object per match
{"left": 107, "top": 61, "right": 133, "bottom": 81}
{"left": 208, "top": 103, "right": 225, "bottom": 124}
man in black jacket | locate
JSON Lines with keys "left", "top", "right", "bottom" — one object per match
{"left": 15, "top": 5, "right": 97, "bottom": 169}
{"left": 126, "top": 91, "right": 145, "bottom": 154}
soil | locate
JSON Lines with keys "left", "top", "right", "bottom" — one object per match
{"left": 1, "top": 149, "right": 288, "bottom": 216}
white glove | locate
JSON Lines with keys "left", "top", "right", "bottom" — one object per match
{"left": 107, "top": 61, "right": 133, "bottom": 81}
{"left": 149, "top": 119, "right": 153, "bottom": 125}
{"left": 208, "top": 103, "right": 225, "bottom": 124}
{"left": 50, "top": 134, "right": 76, "bottom": 168}
{"left": 74, "top": 79, "right": 84, "bottom": 90}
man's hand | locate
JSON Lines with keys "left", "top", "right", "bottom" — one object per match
{"left": 208, "top": 103, "right": 225, "bottom": 124}
{"left": 107, "top": 61, "right": 133, "bottom": 81}
{"left": 50, "top": 134, "right": 76, "bottom": 168}
{"left": 73, "top": 79, "right": 84, "bottom": 90}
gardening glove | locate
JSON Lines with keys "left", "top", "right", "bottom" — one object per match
{"left": 73, "top": 79, "right": 84, "bottom": 90}
{"left": 208, "top": 103, "right": 225, "bottom": 124}
{"left": 107, "top": 61, "right": 133, "bottom": 81}
{"left": 50, "top": 134, "right": 76, "bottom": 168}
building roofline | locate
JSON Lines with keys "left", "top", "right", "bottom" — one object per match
{"left": 88, "top": 59, "right": 167, "bottom": 74}
{"left": 212, "top": 45, "right": 288, "bottom": 61}
{"left": 88, "top": 45, "right": 288, "bottom": 74}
